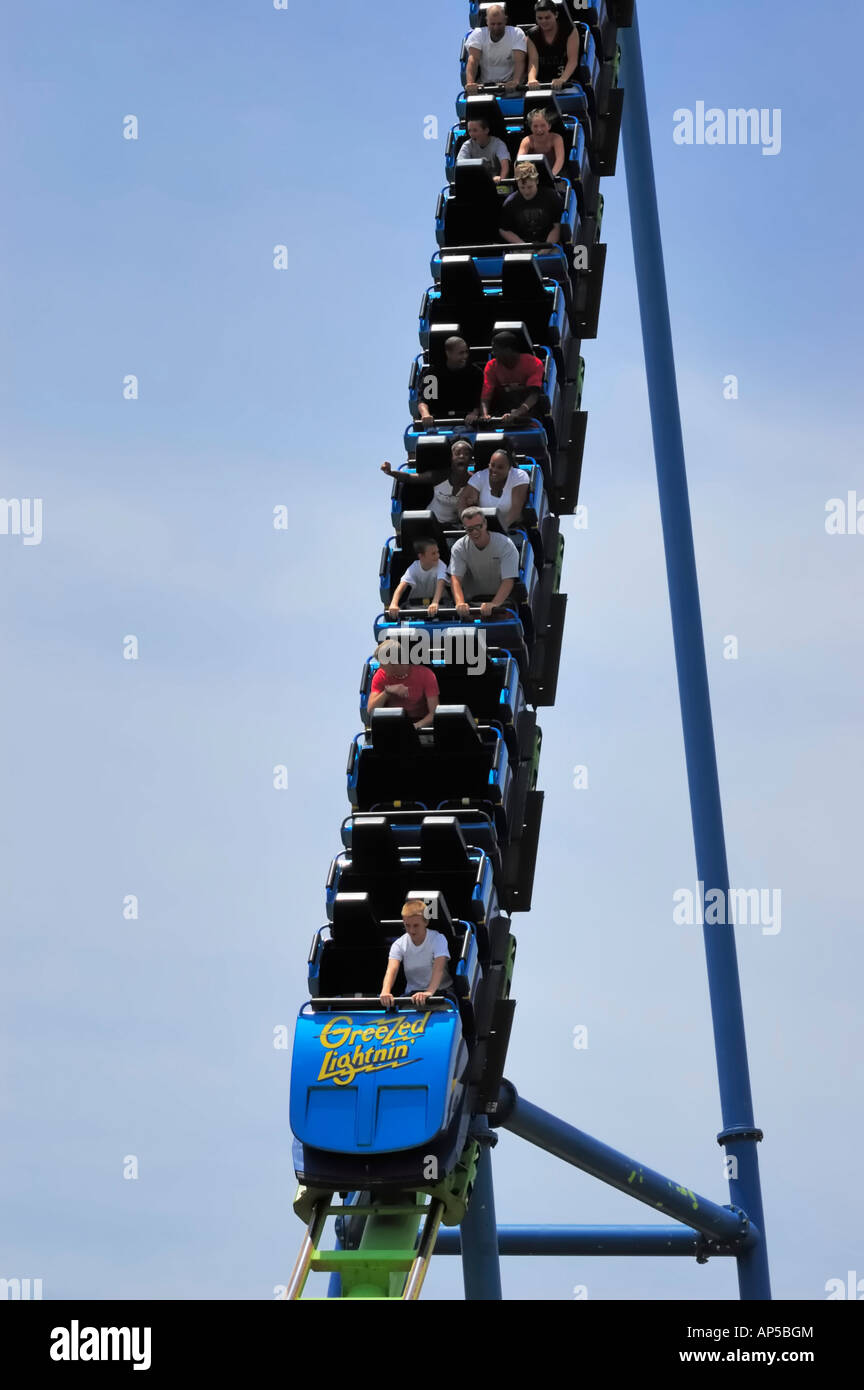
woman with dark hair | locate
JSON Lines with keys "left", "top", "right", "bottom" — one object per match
{"left": 526, "top": 1, "right": 581, "bottom": 91}
{"left": 517, "top": 107, "right": 566, "bottom": 177}
{"left": 380, "top": 436, "right": 475, "bottom": 529}
{"left": 458, "top": 441, "right": 531, "bottom": 531}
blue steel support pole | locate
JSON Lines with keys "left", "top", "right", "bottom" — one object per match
{"left": 459, "top": 1121, "right": 503, "bottom": 1300}
{"left": 618, "top": 9, "right": 771, "bottom": 1299}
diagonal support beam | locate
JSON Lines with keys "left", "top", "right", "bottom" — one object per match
{"left": 494, "top": 1082, "right": 754, "bottom": 1246}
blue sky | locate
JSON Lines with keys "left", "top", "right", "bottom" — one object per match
{"left": 2, "top": 0, "right": 862, "bottom": 1301}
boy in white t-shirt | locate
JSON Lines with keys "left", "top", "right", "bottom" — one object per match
{"left": 379, "top": 900, "right": 453, "bottom": 1009}
{"left": 387, "top": 539, "right": 450, "bottom": 620}
{"left": 457, "top": 117, "right": 512, "bottom": 182}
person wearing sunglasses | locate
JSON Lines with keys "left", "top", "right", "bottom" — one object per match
{"left": 448, "top": 507, "right": 520, "bottom": 621}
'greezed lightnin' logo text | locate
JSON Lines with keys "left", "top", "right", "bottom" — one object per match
{"left": 317, "top": 1013, "right": 432, "bottom": 1086}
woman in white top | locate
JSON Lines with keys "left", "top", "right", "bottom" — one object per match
{"left": 381, "top": 437, "right": 474, "bottom": 528}
{"left": 460, "top": 444, "right": 530, "bottom": 530}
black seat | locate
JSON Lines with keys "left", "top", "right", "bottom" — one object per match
{"left": 428, "top": 323, "right": 465, "bottom": 372}
{"left": 502, "top": 252, "right": 548, "bottom": 301}
{"left": 319, "top": 891, "right": 390, "bottom": 997}
{"left": 328, "top": 846, "right": 486, "bottom": 927}
{"left": 447, "top": 507, "right": 504, "bottom": 540}
{"left": 349, "top": 817, "right": 402, "bottom": 875}
{"left": 369, "top": 708, "right": 422, "bottom": 758}
{"left": 420, "top": 816, "right": 472, "bottom": 873}
{"left": 443, "top": 161, "right": 504, "bottom": 246}
{"left": 405, "top": 889, "right": 456, "bottom": 946}
{"left": 473, "top": 432, "right": 530, "bottom": 469}
{"left": 425, "top": 659, "right": 509, "bottom": 722}
{"left": 461, "top": 94, "right": 509, "bottom": 142}
{"left": 413, "top": 435, "right": 453, "bottom": 473}
{"left": 354, "top": 719, "right": 505, "bottom": 812}
{"left": 507, "top": 151, "right": 558, "bottom": 192}
{"left": 433, "top": 705, "right": 483, "bottom": 755}
{"left": 482, "top": 0, "right": 576, "bottom": 26}
{"left": 429, "top": 258, "right": 560, "bottom": 352}
{"left": 330, "top": 892, "right": 382, "bottom": 948}
{"left": 399, "top": 509, "right": 452, "bottom": 561}
{"left": 396, "top": 437, "right": 453, "bottom": 517}
{"left": 491, "top": 320, "right": 537, "bottom": 356}
{"left": 440, "top": 256, "right": 486, "bottom": 307}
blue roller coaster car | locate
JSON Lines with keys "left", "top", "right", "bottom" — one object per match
{"left": 361, "top": 646, "right": 528, "bottom": 757}
{"left": 466, "top": 0, "right": 625, "bottom": 65}
{"left": 419, "top": 256, "right": 573, "bottom": 374}
{"left": 431, "top": 240, "right": 572, "bottom": 289}
{"left": 325, "top": 821, "right": 501, "bottom": 931}
{"left": 389, "top": 432, "right": 552, "bottom": 554}
{"left": 310, "top": 888, "right": 482, "bottom": 1006}
{"left": 347, "top": 705, "right": 516, "bottom": 838}
{"left": 380, "top": 514, "right": 539, "bottom": 630}
{"left": 403, "top": 419, "right": 553, "bottom": 472}
{"left": 445, "top": 98, "right": 593, "bottom": 208}
{"left": 291, "top": 998, "right": 470, "bottom": 1168}
{"left": 409, "top": 323, "right": 561, "bottom": 428}
{"left": 435, "top": 158, "right": 582, "bottom": 256}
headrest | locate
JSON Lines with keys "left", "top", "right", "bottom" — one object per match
{"left": 420, "top": 816, "right": 471, "bottom": 872}
{"left": 331, "top": 892, "right": 382, "bottom": 946}
{"left": 369, "top": 708, "right": 423, "bottom": 758}
{"left": 433, "top": 705, "right": 483, "bottom": 754}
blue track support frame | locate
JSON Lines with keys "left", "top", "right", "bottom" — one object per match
{"left": 618, "top": 9, "right": 771, "bottom": 1299}
{"left": 494, "top": 1085, "right": 756, "bottom": 1246}
{"left": 439, "top": 1227, "right": 741, "bottom": 1257}
{"left": 459, "top": 1120, "right": 502, "bottom": 1300}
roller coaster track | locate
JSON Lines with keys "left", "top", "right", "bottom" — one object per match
{"left": 287, "top": 0, "right": 772, "bottom": 1302}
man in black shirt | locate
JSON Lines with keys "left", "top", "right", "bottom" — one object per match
{"left": 417, "top": 335, "right": 484, "bottom": 429}
{"left": 499, "top": 162, "right": 563, "bottom": 245}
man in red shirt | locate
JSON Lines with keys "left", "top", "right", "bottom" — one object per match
{"left": 481, "top": 330, "right": 549, "bottom": 424}
{"left": 367, "top": 643, "right": 440, "bottom": 729}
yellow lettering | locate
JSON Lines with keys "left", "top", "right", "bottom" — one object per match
{"left": 319, "top": 1016, "right": 353, "bottom": 1049}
